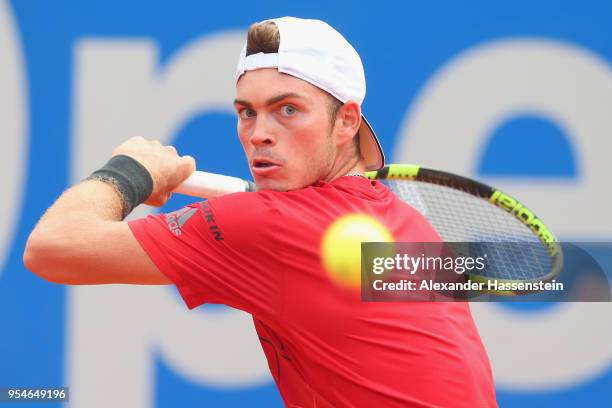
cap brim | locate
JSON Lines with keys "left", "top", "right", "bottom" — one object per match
{"left": 359, "top": 115, "right": 385, "bottom": 171}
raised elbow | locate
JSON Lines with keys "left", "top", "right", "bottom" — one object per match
{"left": 23, "top": 231, "right": 65, "bottom": 284}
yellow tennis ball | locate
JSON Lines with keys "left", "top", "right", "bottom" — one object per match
{"left": 321, "top": 214, "right": 393, "bottom": 289}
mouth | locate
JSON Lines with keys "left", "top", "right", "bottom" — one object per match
{"left": 251, "top": 158, "right": 281, "bottom": 176}
{"left": 252, "top": 159, "right": 277, "bottom": 168}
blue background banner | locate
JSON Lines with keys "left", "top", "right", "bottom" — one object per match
{"left": 1, "top": 1, "right": 610, "bottom": 406}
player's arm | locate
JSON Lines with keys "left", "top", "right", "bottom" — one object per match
{"left": 23, "top": 136, "right": 195, "bottom": 285}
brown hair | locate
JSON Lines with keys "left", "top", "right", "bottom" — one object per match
{"left": 245, "top": 21, "right": 359, "bottom": 151}
{"left": 246, "top": 21, "right": 280, "bottom": 56}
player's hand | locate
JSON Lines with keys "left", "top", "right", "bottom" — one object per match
{"left": 111, "top": 136, "right": 196, "bottom": 206}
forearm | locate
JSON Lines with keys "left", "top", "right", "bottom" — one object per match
{"left": 24, "top": 180, "right": 141, "bottom": 283}
{"left": 41, "top": 179, "right": 124, "bottom": 224}
{"left": 23, "top": 137, "right": 194, "bottom": 285}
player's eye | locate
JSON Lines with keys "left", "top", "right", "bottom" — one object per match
{"left": 280, "top": 105, "right": 297, "bottom": 116}
{"left": 239, "top": 108, "right": 256, "bottom": 119}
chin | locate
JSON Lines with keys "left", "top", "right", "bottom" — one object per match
{"left": 254, "top": 180, "right": 290, "bottom": 192}
{"left": 254, "top": 178, "right": 308, "bottom": 192}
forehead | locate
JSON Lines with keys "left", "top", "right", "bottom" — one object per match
{"left": 235, "top": 68, "right": 328, "bottom": 102}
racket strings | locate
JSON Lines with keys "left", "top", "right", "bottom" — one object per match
{"left": 418, "top": 175, "right": 490, "bottom": 199}
{"left": 383, "top": 179, "right": 552, "bottom": 281}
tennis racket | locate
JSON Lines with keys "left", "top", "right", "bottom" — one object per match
{"left": 175, "top": 164, "right": 563, "bottom": 296}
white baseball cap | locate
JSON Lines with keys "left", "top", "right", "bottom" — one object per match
{"left": 235, "top": 16, "right": 385, "bottom": 171}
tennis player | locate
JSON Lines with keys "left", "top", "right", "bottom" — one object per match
{"left": 24, "top": 17, "right": 497, "bottom": 407}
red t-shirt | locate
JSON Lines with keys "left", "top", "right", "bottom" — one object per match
{"left": 129, "top": 176, "right": 497, "bottom": 407}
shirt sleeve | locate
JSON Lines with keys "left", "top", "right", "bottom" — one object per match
{"left": 128, "top": 192, "right": 284, "bottom": 319}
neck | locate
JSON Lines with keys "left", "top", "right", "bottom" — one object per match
{"left": 324, "top": 155, "right": 366, "bottom": 182}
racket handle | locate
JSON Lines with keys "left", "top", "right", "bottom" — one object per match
{"left": 174, "top": 171, "right": 254, "bottom": 198}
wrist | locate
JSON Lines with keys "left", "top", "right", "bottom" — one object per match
{"left": 86, "top": 155, "right": 154, "bottom": 219}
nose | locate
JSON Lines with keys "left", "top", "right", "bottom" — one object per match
{"left": 249, "top": 115, "right": 275, "bottom": 147}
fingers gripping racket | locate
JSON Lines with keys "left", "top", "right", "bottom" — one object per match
{"left": 175, "top": 164, "right": 563, "bottom": 295}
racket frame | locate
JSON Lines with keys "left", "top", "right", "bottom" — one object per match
{"left": 366, "top": 163, "right": 564, "bottom": 295}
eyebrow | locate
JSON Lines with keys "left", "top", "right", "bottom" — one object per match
{"left": 233, "top": 92, "right": 304, "bottom": 108}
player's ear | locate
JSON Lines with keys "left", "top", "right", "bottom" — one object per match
{"left": 335, "top": 101, "right": 361, "bottom": 145}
